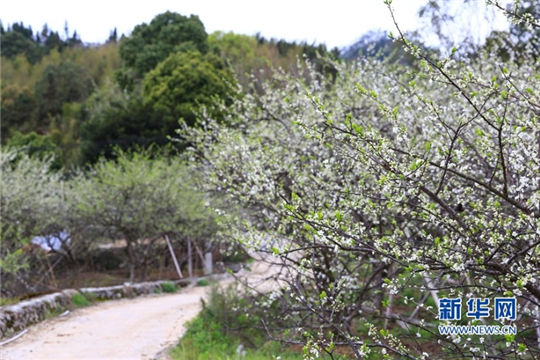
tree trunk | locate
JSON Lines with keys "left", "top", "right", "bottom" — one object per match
{"left": 126, "top": 239, "right": 136, "bottom": 283}
{"left": 192, "top": 241, "right": 213, "bottom": 275}
{"left": 165, "top": 235, "right": 183, "bottom": 279}
{"left": 204, "top": 252, "right": 213, "bottom": 275}
{"left": 188, "top": 238, "right": 193, "bottom": 280}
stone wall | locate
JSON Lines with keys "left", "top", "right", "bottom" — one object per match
{"left": 0, "top": 279, "right": 190, "bottom": 340}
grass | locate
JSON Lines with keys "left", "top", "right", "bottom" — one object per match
{"left": 161, "top": 282, "right": 178, "bottom": 293}
{"left": 43, "top": 306, "right": 65, "bottom": 319}
{"left": 196, "top": 279, "right": 210, "bottom": 287}
{"left": 169, "top": 314, "right": 304, "bottom": 360}
{"left": 0, "top": 296, "right": 21, "bottom": 306}
{"left": 71, "top": 292, "right": 91, "bottom": 307}
{"left": 169, "top": 284, "right": 346, "bottom": 360}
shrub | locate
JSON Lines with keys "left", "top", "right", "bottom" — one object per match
{"left": 196, "top": 279, "right": 210, "bottom": 287}
{"left": 161, "top": 282, "right": 178, "bottom": 293}
{"left": 170, "top": 285, "right": 307, "bottom": 359}
{"left": 71, "top": 293, "right": 91, "bottom": 307}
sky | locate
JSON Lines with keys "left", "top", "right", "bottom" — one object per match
{"left": 1, "top": 0, "right": 510, "bottom": 50}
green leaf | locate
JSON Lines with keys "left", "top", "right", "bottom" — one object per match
{"left": 355, "top": 84, "right": 367, "bottom": 95}
{"left": 352, "top": 124, "right": 364, "bottom": 135}
{"left": 505, "top": 334, "right": 515, "bottom": 343}
{"left": 409, "top": 159, "right": 423, "bottom": 171}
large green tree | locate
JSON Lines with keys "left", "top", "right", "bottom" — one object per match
{"left": 119, "top": 11, "right": 208, "bottom": 77}
{"left": 142, "top": 51, "right": 235, "bottom": 128}
{"left": 79, "top": 81, "right": 164, "bottom": 164}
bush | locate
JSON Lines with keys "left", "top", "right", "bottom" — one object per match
{"left": 161, "top": 282, "right": 178, "bottom": 293}
{"left": 196, "top": 279, "right": 210, "bottom": 287}
{"left": 71, "top": 293, "right": 91, "bottom": 307}
{"left": 170, "top": 285, "right": 307, "bottom": 360}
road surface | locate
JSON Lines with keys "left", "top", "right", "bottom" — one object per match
{"left": 0, "top": 261, "right": 278, "bottom": 360}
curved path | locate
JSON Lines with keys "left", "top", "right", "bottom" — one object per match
{"left": 1, "top": 286, "right": 207, "bottom": 360}
{"left": 0, "top": 261, "right": 277, "bottom": 360}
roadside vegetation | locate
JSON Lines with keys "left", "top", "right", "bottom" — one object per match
{"left": 1, "top": 0, "right": 538, "bottom": 358}
{"left": 171, "top": 286, "right": 321, "bottom": 360}
{"left": 161, "top": 282, "right": 178, "bottom": 294}
{"left": 71, "top": 293, "right": 91, "bottom": 307}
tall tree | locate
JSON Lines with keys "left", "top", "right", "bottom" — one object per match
{"left": 34, "top": 61, "right": 94, "bottom": 122}
{"left": 142, "top": 51, "right": 235, "bottom": 129}
{"left": 1, "top": 22, "right": 42, "bottom": 63}
{"left": 119, "top": 11, "right": 208, "bottom": 77}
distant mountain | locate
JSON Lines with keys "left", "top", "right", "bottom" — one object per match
{"left": 340, "top": 30, "right": 393, "bottom": 60}
{"left": 341, "top": 29, "right": 430, "bottom": 66}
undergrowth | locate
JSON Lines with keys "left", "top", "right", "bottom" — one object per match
{"left": 161, "top": 282, "right": 178, "bottom": 293}
{"left": 169, "top": 284, "right": 342, "bottom": 360}
{"left": 71, "top": 292, "right": 91, "bottom": 307}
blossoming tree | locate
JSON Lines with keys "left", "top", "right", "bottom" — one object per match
{"left": 182, "top": 1, "right": 539, "bottom": 357}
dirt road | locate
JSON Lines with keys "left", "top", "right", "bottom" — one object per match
{"left": 0, "top": 261, "right": 277, "bottom": 360}
{"left": 1, "top": 286, "right": 207, "bottom": 360}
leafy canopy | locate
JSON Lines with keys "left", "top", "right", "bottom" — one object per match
{"left": 119, "top": 11, "right": 208, "bottom": 76}
{"left": 143, "top": 51, "right": 235, "bottom": 128}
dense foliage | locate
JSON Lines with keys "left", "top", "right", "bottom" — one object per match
{"left": 2, "top": 2, "right": 538, "bottom": 358}
{"left": 1, "top": 22, "right": 82, "bottom": 63}
{"left": 182, "top": 4, "right": 539, "bottom": 358}
{"left": 0, "top": 148, "right": 220, "bottom": 292}
{"left": 143, "top": 51, "right": 236, "bottom": 128}
{"left": 118, "top": 12, "right": 208, "bottom": 77}
{"left": 1, "top": 12, "right": 338, "bottom": 167}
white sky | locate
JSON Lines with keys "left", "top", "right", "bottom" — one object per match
{"left": 1, "top": 0, "right": 510, "bottom": 49}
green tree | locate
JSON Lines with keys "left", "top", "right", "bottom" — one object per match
{"left": 6, "top": 131, "right": 63, "bottom": 169}
{"left": 79, "top": 82, "right": 163, "bottom": 164}
{"left": 34, "top": 61, "right": 94, "bottom": 123}
{"left": 72, "top": 151, "right": 218, "bottom": 281}
{"left": 0, "top": 87, "right": 37, "bottom": 139}
{"left": 0, "top": 30, "right": 42, "bottom": 63}
{"left": 119, "top": 11, "right": 208, "bottom": 77}
{"left": 143, "top": 51, "right": 235, "bottom": 129}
